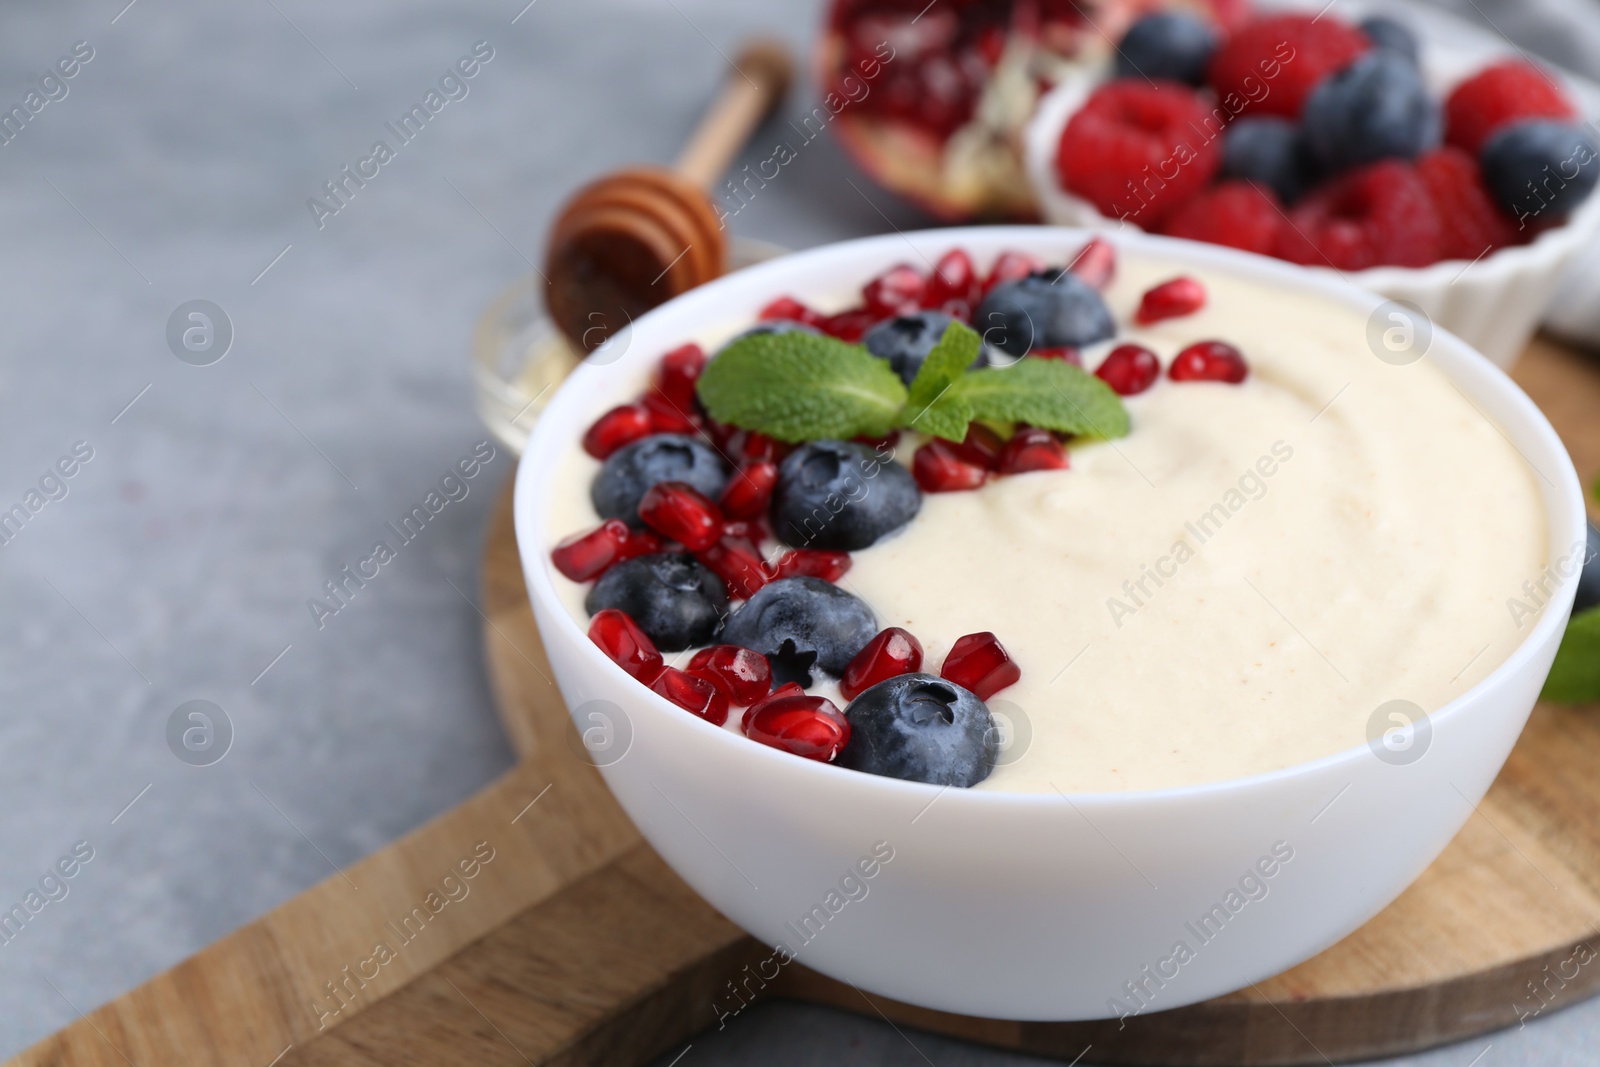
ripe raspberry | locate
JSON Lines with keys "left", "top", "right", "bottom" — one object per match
{"left": 1416, "top": 147, "right": 1519, "bottom": 261}
{"left": 1160, "top": 180, "right": 1284, "bottom": 255}
{"left": 1275, "top": 159, "right": 1442, "bottom": 269}
{"left": 1207, "top": 14, "right": 1369, "bottom": 120}
{"left": 1445, "top": 61, "right": 1576, "bottom": 156}
{"left": 1056, "top": 81, "right": 1222, "bottom": 228}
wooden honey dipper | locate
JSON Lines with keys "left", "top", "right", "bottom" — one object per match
{"left": 544, "top": 39, "right": 794, "bottom": 352}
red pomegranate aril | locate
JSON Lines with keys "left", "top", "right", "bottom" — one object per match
{"left": 719, "top": 461, "right": 778, "bottom": 520}
{"left": 759, "top": 295, "right": 824, "bottom": 327}
{"left": 775, "top": 548, "right": 852, "bottom": 583}
{"left": 638, "top": 481, "right": 723, "bottom": 551}
{"left": 839, "top": 626, "right": 925, "bottom": 701}
{"left": 997, "top": 428, "right": 1068, "bottom": 474}
{"left": 687, "top": 645, "right": 772, "bottom": 706}
{"left": 587, "top": 609, "right": 663, "bottom": 682}
{"left": 742, "top": 694, "right": 851, "bottom": 762}
{"left": 1135, "top": 276, "right": 1207, "bottom": 325}
{"left": 1169, "top": 341, "right": 1249, "bottom": 383}
{"left": 748, "top": 681, "right": 804, "bottom": 711}
{"left": 854, "top": 429, "right": 901, "bottom": 453}
{"left": 913, "top": 440, "right": 988, "bottom": 492}
{"left": 727, "top": 429, "right": 782, "bottom": 463}
{"left": 923, "top": 248, "right": 978, "bottom": 308}
{"left": 550, "top": 519, "right": 630, "bottom": 582}
{"left": 862, "top": 263, "right": 925, "bottom": 315}
{"left": 1095, "top": 344, "right": 1162, "bottom": 396}
{"left": 722, "top": 518, "right": 769, "bottom": 544}
{"left": 694, "top": 535, "right": 768, "bottom": 599}
{"left": 642, "top": 391, "right": 699, "bottom": 434}
{"left": 940, "top": 631, "right": 1021, "bottom": 700}
{"left": 1029, "top": 346, "right": 1081, "bottom": 365}
{"left": 984, "top": 250, "right": 1042, "bottom": 293}
{"left": 819, "top": 306, "right": 880, "bottom": 342}
{"left": 1067, "top": 237, "right": 1116, "bottom": 289}
{"left": 656, "top": 343, "right": 706, "bottom": 409}
{"left": 650, "top": 667, "right": 729, "bottom": 726}
{"left": 581, "top": 403, "right": 653, "bottom": 459}
{"left": 951, "top": 422, "right": 1005, "bottom": 470}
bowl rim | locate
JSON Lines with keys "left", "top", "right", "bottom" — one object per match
{"left": 514, "top": 223, "right": 1584, "bottom": 810}
{"left": 1018, "top": 0, "right": 1600, "bottom": 287}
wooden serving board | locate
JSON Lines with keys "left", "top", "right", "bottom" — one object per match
{"left": 14, "top": 336, "right": 1600, "bottom": 1067}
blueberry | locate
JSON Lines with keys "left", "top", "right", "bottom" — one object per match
{"left": 772, "top": 440, "right": 920, "bottom": 551}
{"left": 839, "top": 673, "right": 998, "bottom": 787}
{"left": 585, "top": 553, "right": 728, "bottom": 651}
{"left": 1222, "top": 117, "right": 1316, "bottom": 203}
{"left": 591, "top": 433, "right": 727, "bottom": 527}
{"left": 863, "top": 311, "right": 980, "bottom": 385}
{"left": 1359, "top": 16, "right": 1419, "bottom": 64}
{"left": 717, "top": 576, "right": 876, "bottom": 686}
{"left": 1114, "top": 12, "right": 1217, "bottom": 87}
{"left": 1480, "top": 121, "right": 1600, "bottom": 224}
{"left": 1302, "top": 52, "right": 1437, "bottom": 171}
{"left": 1575, "top": 520, "right": 1600, "bottom": 615}
{"left": 974, "top": 270, "right": 1114, "bottom": 359}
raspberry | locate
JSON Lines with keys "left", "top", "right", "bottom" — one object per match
{"left": 1445, "top": 61, "right": 1576, "bottom": 156}
{"left": 1275, "top": 160, "right": 1441, "bottom": 269}
{"left": 1416, "top": 147, "right": 1518, "bottom": 261}
{"left": 1056, "top": 82, "right": 1222, "bottom": 228}
{"left": 1207, "top": 14, "right": 1370, "bottom": 120}
{"left": 1160, "top": 181, "right": 1284, "bottom": 255}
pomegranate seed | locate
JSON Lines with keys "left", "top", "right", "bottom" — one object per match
{"left": 839, "top": 627, "right": 924, "bottom": 701}
{"left": 923, "top": 249, "right": 978, "bottom": 308}
{"left": 582, "top": 404, "right": 653, "bottom": 460}
{"left": 719, "top": 461, "right": 778, "bottom": 520}
{"left": 656, "top": 343, "right": 706, "bottom": 409}
{"left": 638, "top": 481, "right": 723, "bottom": 551}
{"left": 1169, "top": 340, "right": 1248, "bottom": 383}
{"left": 650, "top": 666, "right": 729, "bottom": 726}
{"left": 775, "top": 548, "right": 852, "bottom": 583}
{"left": 742, "top": 694, "right": 850, "bottom": 761}
{"left": 587, "top": 609, "right": 663, "bottom": 682}
{"left": 687, "top": 645, "right": 772, "bottom": 706}
{"left": 722, "top": 518, "right": 769, "bottom": 544}
{"left": 1029, "top": 346, "right": 1081, "bottom": 365}
{"left": 936, "top": 298, "right": 973, "bottom": 323}
{"left": 694, "top": 535, "right": 768, "bottom": 599}
{"left": 913, "top": 440, "right": 988, "bottom": 492}
{"left": 1095, "top": 344, "right": 1162, "bottom": 396}
{"left": 940, "top": 631, "right": 1021, "bottom": 699}
{"left": 1067, "top": 237, "right": 1115, "bottom": 289}
{"left": 1135, "top": 276, "right": 1206, "bottom": 325}
{"left": 702, "top": 416, "right": 736, "bottom": 450}
{"left": 984, "top": 250, "right": 1042, "bottom": 293}
{"left": 551, "top": 519, "right": 629, "bottom": 581}
{"left": 750, "top": 681, "right": 804, "bottom": 710}
{"left": 950, "top": 422, "right": 1004, "bottom": 470}
{"left": 997, "top": 428, "right": 1068, "bottom": 474}
{"left": 862, "top": 263, "right": 925, "bottom": 315}
{"left": 759, "top": 296, "right": 823, "bottom": 327}
{"left": 642, "top": 391, "right": 699, "bottom": 434}
{"left": 818, "top": 306, "right": 880, "bottom": 342}
{"left": 727, "top": 429, "right": 782, "bottom": 463}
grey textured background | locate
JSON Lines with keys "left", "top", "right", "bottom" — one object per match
{"left": 0, "top": 0, "right": 1593, "bottom": 1063}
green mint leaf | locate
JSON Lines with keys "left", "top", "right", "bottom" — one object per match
{"left": 950, "top": 359, "right": 1130, "bottom": 439}
{"left": 899, "top": 322, "right": 981, "bottom": 440}
{"left": 695, "top": 331, "right": 909, "bottom": 442}
{"left": 1541, "top": 605, "right": 1600, "bottom": 704}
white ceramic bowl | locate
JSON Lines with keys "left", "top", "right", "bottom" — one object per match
{"left": 514, "top": 226, "right": 1583, "bottom": 1021}
{"left": 1021, "top": 0, "right": 1600, "bottom": 369}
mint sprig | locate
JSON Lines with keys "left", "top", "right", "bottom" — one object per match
{"left": 1541, "top": 605, "right": 1600, "bottom": 704}
{"left": 695, "top": 321, "right": 1130, "bottom": 445}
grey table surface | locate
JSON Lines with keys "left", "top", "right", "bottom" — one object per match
{"left": 0, "top": 0, "right": 1594, "bottom": 1064}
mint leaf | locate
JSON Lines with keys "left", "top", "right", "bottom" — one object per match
{"left": 900, "top": 322, "right": 980, "bottom": 442}
{"left": 951, "top": 360, "right": 1130, "bottom": 439}
{"left": 1542, "top": 605, "right": 1600, "bottom": 704}
{"left": 696, "top": 331, "right": 909, "bottom": 442}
